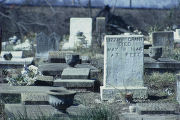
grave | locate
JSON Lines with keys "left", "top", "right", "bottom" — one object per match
{"left": 36, "top": 32, "right": 60, "bottom": 58}
{"left": 136, "top": 103, "right": 177, "bottom": 114}
{"left": 62, "top": 18, "right": 92, "bottom": 49}
{"left": 38, "top": 63, "right": 69, "bottom": 77}
{"left": 48, "top": 32, "right": 60, "bottom": 51}
{"left": 48, "top": 51, "right": 74, "bottom": 63}
{"left": 35, "top": 75, "right": 54, "bottom": 86}
{"left": 176, "top": 74, "right": 180, "bottom": 104}
{"left": 61, "top": 68, "right": 90, "bottom": 79}
{"left": 54, "top": 68, "right": 95, "bottom": 89}
{"left": 5, "top": 104, "right": 67, "bottom": 119}
{"left": 152, "top": 31, "right": 174, "bottom": 57}
{"left": 21, "top": 92, "right": 49, "bottom": 105}
{"left": 96, "top": 17, "right": 106, "bottom": 33}
{"left": 0, "top": 51, "right": 23, "bottom": 58}
{"left": 100, "top": 35, "right": 147, "bottom": 101}
{"left": 36, "top": 32, "right": 49, "bottom": 58}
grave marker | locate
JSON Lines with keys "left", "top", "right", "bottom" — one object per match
{"left": 152, "top": 31, "right": 174, "bottom": 57}
{"left": 100, "top": 35, "right": 147, "bottom": 101}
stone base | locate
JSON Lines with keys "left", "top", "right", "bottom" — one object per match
{"left": 100, "top": 86, "right": 147, "bottom": 101}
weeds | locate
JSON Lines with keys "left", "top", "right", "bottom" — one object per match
{"left": 73, "top": 106, "right": 117, "bottom": 120}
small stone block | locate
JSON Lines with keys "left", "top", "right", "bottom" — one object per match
{"left": 35, "top": 75, "right": 54, "bottom": 86}
{"left": 61, "top": 68, "right": 90, "bottom": 79}
{"left": 136, "top": 103, "right": 178, "bottom": 114}
{"left": 21, "top": 93, "right": 49, "bottom": 105}
{"left": 54, "top": 79, "right": 95, "bottom": 88}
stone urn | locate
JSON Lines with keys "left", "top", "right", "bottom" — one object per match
{"left": 149, "top": 46, "right": 162, "bottom": 60}
{"left": 48, "top": 89, "right": 76, "bottom": 112}
{"left": 65, "top": 54, "right": 80, "bottom": 67}
{"left": 3, "top": 53, "right": 13, "bottom": 60}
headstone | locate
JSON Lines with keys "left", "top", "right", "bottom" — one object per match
{"left": 96, "top": 17, "right": 106, "bottom": 33}
{"left": 48, "top": 32, "right": 60, "bottom": 51}
{"left": 174, "top": 29, "right": 180, "bottom": 42}
{"left": 152, "top": 31, "right": 174, "bottom": 57}
{"left": 100, "top": 35, "right": 147, "bottom": 101}
{"left": 61, "top": 68, "right": 90, "bottom": 79}
{"left": 176, "top": 74, "right": 180, "bottom": 104}
{"left": 62, "top": 18, "right": 92, "bottom": 49}
{"left": 36, "top": 32, "right": 49, "bottom": 58}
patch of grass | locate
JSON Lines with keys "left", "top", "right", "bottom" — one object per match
{"left": 170, "top": 48, "right": 180, "bottom": 61}
{"left": 144, "top": 72, "right": 176, "bottom": 90}
{"left": 144, "top": 72, "right": 176, "bottom": 101}
{"left": 73, "top": 106, "right": 117, "bottom": 120}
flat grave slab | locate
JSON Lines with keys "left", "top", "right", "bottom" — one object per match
{"left": 61, "top": 68, "right": 90, "bottom": 79}
{"left": 48, "top": 51, "right": 74, "bottom": 63}
{"left": 54, "top": 79, "right": 95, "bottom": 88}
{"left": 136, "top": 103, "right": 178, "bottom": 114}
{"left": 5, "top": 104, "right": 67, "bottom": 119}
{"left": 38, "top": 63, "right": 69, "bottom": 76}
{"left": 144, "top": 57, "right": 180, "bottom": 69}
{"left": 35, "top": 75, "right": 54, "bottom": 86}
{"left": 0, "top": 51, "right": 23, "bottom": 58}
{"left": 0, "top": 84, "right": 66, "bottom": 94}
{"left": 21, "top": 92, "right": 49, "bottom": 105}
{"left": 121, "top": 113, "right": 178, "bottom": 120}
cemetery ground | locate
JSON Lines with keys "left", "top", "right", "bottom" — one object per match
{"left": 0, "top": 47, "right": 180, "bottom": 120}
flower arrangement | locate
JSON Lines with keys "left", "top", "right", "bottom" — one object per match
{"left": 6, "top": 65, "right": 39, "bottom": 86}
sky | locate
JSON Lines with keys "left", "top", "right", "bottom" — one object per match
{"left": 1, "top": 0, "right": 180, "bottom": 9}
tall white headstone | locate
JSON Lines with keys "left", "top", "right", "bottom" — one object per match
{"left": 62, "top": 18, "right": 92, "bottom": 49}
{"left": 100, "top": 35, "right": 147, "bottom": 101}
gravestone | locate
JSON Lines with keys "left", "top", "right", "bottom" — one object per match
{"left": 48, "top": 32, "right": 60, "bottom": 51}
{"left": 100, "top": 35, "right": 147, "bottom": 101}
{"left": 174, "top": 29, "right": 180, "bottom": 41}
{"left": 63, "top": 18, "right": 92, "bottom": 49}
{"left": 36, "top": 32, "right": 49, "bottom": 58}
{"left": 176, "top": 74, "right": 180, "bottom": 104}
{"left": 152, "top": 31, "right": 174, "bottom": 57}
{"left": 36, "top": 32, "right": 61, "bottom": 58}
{"left": 96, "top": 17, "right": 106, "bottom": 33}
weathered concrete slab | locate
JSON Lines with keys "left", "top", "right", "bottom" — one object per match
{"left": 144, "top": 57, "right": 180, "bottom": 69}
{"left": 21, "top": 93, "right": 49, "bottom": 105}
{"left": 0, "top": 51, "right": 23, "bottom": 58}
{"left": 136, "top": 103, "right": 178, "bottom": 114}
{"left": 5, "top": 104, "right": 67, "bottom": 119}
{"left": 100, "top": 87, "right": 147, "bottom": 101}
{"left": 38, "top": 63, "right": 69, "bottom": 76}
{"left": 121, "top": 113, "right": 178, "bottom": 120}
{"left": 61, "top": 68, "right": 90, "bottom": 79}
{"left": 35, "top": 75, "right": 54, "bottom": 86}
{"left": 48, "top": 51, "right": 74, "bottom": 63}
{"left": 0, "top": 84, "right": 67, "bottom": 94}
{"left": 54, "top": 79, "right": 95, "bottom": 88}
{"left": 0, "top": 57, "right": 33, "bottom": 65}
